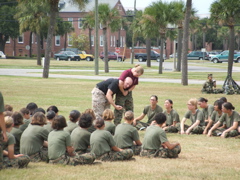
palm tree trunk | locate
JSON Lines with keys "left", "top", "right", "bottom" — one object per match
{"left": 191, "top": 34, "right": 194, "bottom": 51}
{"left": 43, "top": 1, "right": 58, "bottom": 78}
{"left": 158, "top": 37, "right": 164, "bottom": 74}
{"left": 194, "top": 34, "right": 197, "bottom": 50}
{"left": 103, "top": 27, "right": 109, "bottom": 73}
{"left": 228, "top": 26, "right": 235, "bottom": 77}
{"left": 36, "top": 34, "right": 41, "bottom": 65}
{"left": 202, "top": 32, "right": 206, "bottom": 48}
{"left": 177, "top": 27, "right": 183, "bottom": 71}
{"left": 29, "top": 32, "right": 32, "bottom": 58}
{"left": 181, "top": 0, "right": 192, "bottom": 85}
{"left": 146, "top": 38, "right": 151, "bottom": 67}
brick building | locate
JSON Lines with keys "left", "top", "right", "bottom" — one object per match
{"left": 4, "top": 0, "right": 127, "bottom": 58}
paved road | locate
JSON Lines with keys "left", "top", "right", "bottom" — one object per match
{"left": 1, "top": 61, "right": 240, "bottom": 85}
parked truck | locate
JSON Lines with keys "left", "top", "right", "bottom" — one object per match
{"left": 210, "top": 50, "right": 240, "bottom": 63}
{"left": 134, "top": 50, "right": 166, "bottom": 62}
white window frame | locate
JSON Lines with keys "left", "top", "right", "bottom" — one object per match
{"left": 55, "top": 35, "right": 60, "bottom": 46}
{"left": 68, "top": 18, "right": 73, "bottom": 26}
{"left": 6, "top": 37, "right": 10, "bottom": 43}
{"left": 110, "top": 36, "right": 113, "bottom": 47}
{"left": 68, "top": 35, "right": 72, "bottom": 46}
{"left": 113, "top": 36, "right": 116, "bottom": 47}
{"left": 100, "top": 35, "right": 103, "bottom": 46}
{"left": 78, "top": 18, "right": 83, "bottom": 29}
{"left": 18, "top": 34, "right": 24, "bottom": 43}
{"left": 91, "top": 35, "right": 94, "bottom": 46}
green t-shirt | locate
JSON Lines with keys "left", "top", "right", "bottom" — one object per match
{"left": 184, "top": 109, "right": 205, "bottom": 126}
{"left": 113, "top": 123, "right": 139, "bottom": 148}
{"left": 64, "top": 121, "right": 78, "bottom": 134}
{"left": 19, "top": 118, "right": 31, "bottom": 132}
{"left": 142, "top": 125, "right": 168, "bottom": 150}
{"left": 2, "top": 132, "right": 15, "bottom": 151}
{"left": 90, "top": 129, "right": 116, "bottom": 157}
{"left": 44, "top": 122, "right": 53, "bottom": 133}
{"left": 210, "top": 111, "right": 223, "bottom": 124}
{"left": 0, "top": 92, "right": 4, "bottom": 113}
{"left": 219, "top": 111, "right": 240, "bottom": 129}
{"left": 71, "top": 127, "right": 91, "bottom": 152}
{"left": 143, "top": 105, "right": 163, "bottom": 124}
{"left": 20, "top": 124, "right": 49, "bottom": 155}
{"left": 202, "top": 105, "right": 214, "bottom": 120}
{"left": 163, "top": 109, "right": 180, "bottom": 126}
{"left": 10, "top": 127, "right": 23, "bottom": 154}
{"left": 104, "top": 121, "right": 116, "bottom": 135}
{"left": 48, "top": 130, "right": 71, "bottom": 160}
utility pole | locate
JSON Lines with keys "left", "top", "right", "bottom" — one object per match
{"left": 130, "top": 0, "right": 136, "bottom": 64}
{"left": 94, "top": 0, "right": 99, "bottom": 75}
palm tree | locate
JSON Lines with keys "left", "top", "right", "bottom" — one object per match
{"left": 15, "top": 1, "right": 49, "bottom": 65}
{"left": 97, "top": 3, "right": 121, "bottom": 73}
{"left": 200, "top": 18, "right": 211, "bottom": 49}
{"left": 42, "top": 0, "right": 88, "bottom": 78}
{"left": 217, "top": 27, "right": 229, "bottom": 50}
{"left": 181, "top": 0, "right": 192, "bottom": 85}
{"left": 82, "top": 12, "right": 95, "bottom": 54}
{"left": 235, "top": 27, "right": 240, "bottom": 51}
{"left": 210, "top": 0, "right": 240, "bottom": 77}
{"left": 142, "top": 1, "right": 179, "bottom": 74}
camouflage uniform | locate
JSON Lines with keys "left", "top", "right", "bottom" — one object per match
{"left": 140, "top": 145, "right": 181, "bottom": 158}
{"left": 114, "top": 91, "right": 133, "bottom": 125}
{"left": 3, "top": 155, "right": 30, "bottom": 169}
{"left": 49, "top": 153, "right": 95, "bottom": 166}
{"left": 91, "top": 87, "right": 110, "bottom": 119}
{"left": 0, "top": 133, "right": 3, "bottom": 170}
{"left": 28, "top": 147, "right": 49, "bottom": 162}
{"left": 202, "top": 80, "right": 215, "bottom": 94}
{"left": 211, "top": 128, "right": 239, "bottom": 137}
{"left": 97, "top": 149, "right": 133, "bottom": 161}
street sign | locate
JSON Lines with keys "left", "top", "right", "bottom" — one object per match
{"left": 115, "top": 47, "right": 120, "bottom": 54}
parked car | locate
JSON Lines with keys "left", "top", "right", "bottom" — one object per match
{"left": 210, "top": 50, "right": 240, "bottom": 63}
{"left": 78, "top": 51, "right": 94, "bottom": 61}
{"left": 169, "top": 53, "right": 177, "bottom": 58}
{"left": 54, "top": 51, "right": 81, "bottom": 61}
{"left": 0, "top": 51, "right": 6, "bottom": 59}
{"left": 208, "top": 51, "right": 221, "bottom": 60}
{"left": 187, "top": 51, "right": 208, "bottom": 60}
{"left": 134, "top": 50, "right": 166, "bottom": 62}
{"left": 100, "top": 52, "right": 126, "bottom": 61}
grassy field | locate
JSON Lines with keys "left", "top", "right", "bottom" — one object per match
{"left": 0, "top": 59, "right": 240, "bottom": 179}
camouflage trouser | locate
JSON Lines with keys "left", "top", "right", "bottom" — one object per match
{"left": 123, "top": 145, "right": 142, "bottom": 156}
{"left": 49, "top": 152, "right": 95, "bottom": 166}
{"left": 97, "top": 149, "right": 133, "bottom": 161}
{"left": 140, "top": 145, "right": 181, "bottom": 158}
{"left": 135, "top": 121, "right": 149, "bottom": 130}
{"left": 165, "top": 123, "right": 180, "bottom": 133}
{"left": 92, "top": 87, "right": 110, "bottom": 119}
{"left": 76, "top": 148, "right": 91, "bottom": 155}
{"left": 212, "top": 128, "right": 239, "bottom": 138}
{"left": 181, "top": 125, "right": 204, "bottom": 134}
{"left": 0, "top": 133, "right": 3, "bottom": 170}
{"left": 114, "top": 91, "right": 133, "bottom": 125}
{"left": 3, "top": 155, "right": 30, "bottom": 169}
{"left": 29, "top": 147, "right": 48, "bottom": 162}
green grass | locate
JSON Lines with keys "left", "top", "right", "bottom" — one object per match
{"left": 0, "top": 59, "right": 240, "bottom": 179}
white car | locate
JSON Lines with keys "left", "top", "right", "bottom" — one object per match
{"left": 0, "top": 51, "right": 6, "bottom": 59}
{"left": 170, "top": 53, "right": 177, "bottom": 58}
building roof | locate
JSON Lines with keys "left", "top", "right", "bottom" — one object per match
{"left": 60, "top": 0, "right": 120, "bottom": 12}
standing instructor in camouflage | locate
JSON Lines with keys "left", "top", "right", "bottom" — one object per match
{"left": 114, "top": 64, "right": 144, "bottom": 125}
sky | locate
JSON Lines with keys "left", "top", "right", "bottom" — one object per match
{"left": 120, "top": 0, "right": 216, "bottom": 18}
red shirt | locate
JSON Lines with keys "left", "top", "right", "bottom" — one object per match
{"left": 119, "top": 69, "right": 138, "bottom": 89}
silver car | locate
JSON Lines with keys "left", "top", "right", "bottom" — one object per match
{"left": 0, "top": 51, "right": 6, "bottom": 59}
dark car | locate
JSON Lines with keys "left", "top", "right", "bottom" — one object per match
{"left": 187, "top": 51, "right": 208, "bottom": 60}
{"left": 54, "top": 51, "right": 81, "bottom": 61}
{"left": 100, "top": 51, "right": 126, "bottom": 61}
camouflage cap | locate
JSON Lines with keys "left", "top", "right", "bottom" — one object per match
{"left": 208, "top": 74, "right": 213, "bottom": 77}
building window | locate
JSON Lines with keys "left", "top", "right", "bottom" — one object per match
{"left": 113, "top": 36, "right": 115, "bottom": 47}
{"left": 123, "top": 37, "right": 125, "bottom": 47}
{"left": 110, "top": 36, "right": 113, "bottom": 47}
{"left": 99, "top": 23, "right": 103, "bottom": 29}
{"left": 78, "top": 18, "right": 84, "bottom": 29}
{"left": 91, "top": 35, "right": 94, "bottom": 46}
{"left": 6, "top": 37, "right": 10, "bottom": 43}
{"left": 68, "top": 18, "right": 73, "bottom": 26}
{"left": 55, "top": 36, "right": 60, "bottom": 46}
{"left": 100, "top": 35, "right": 103, "bottom": 46}
{"left": 18, "top": 34, "right": 24, "bottom": 43}
{"left": 68, "top": 35, "right": 72, "bottom": 46}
